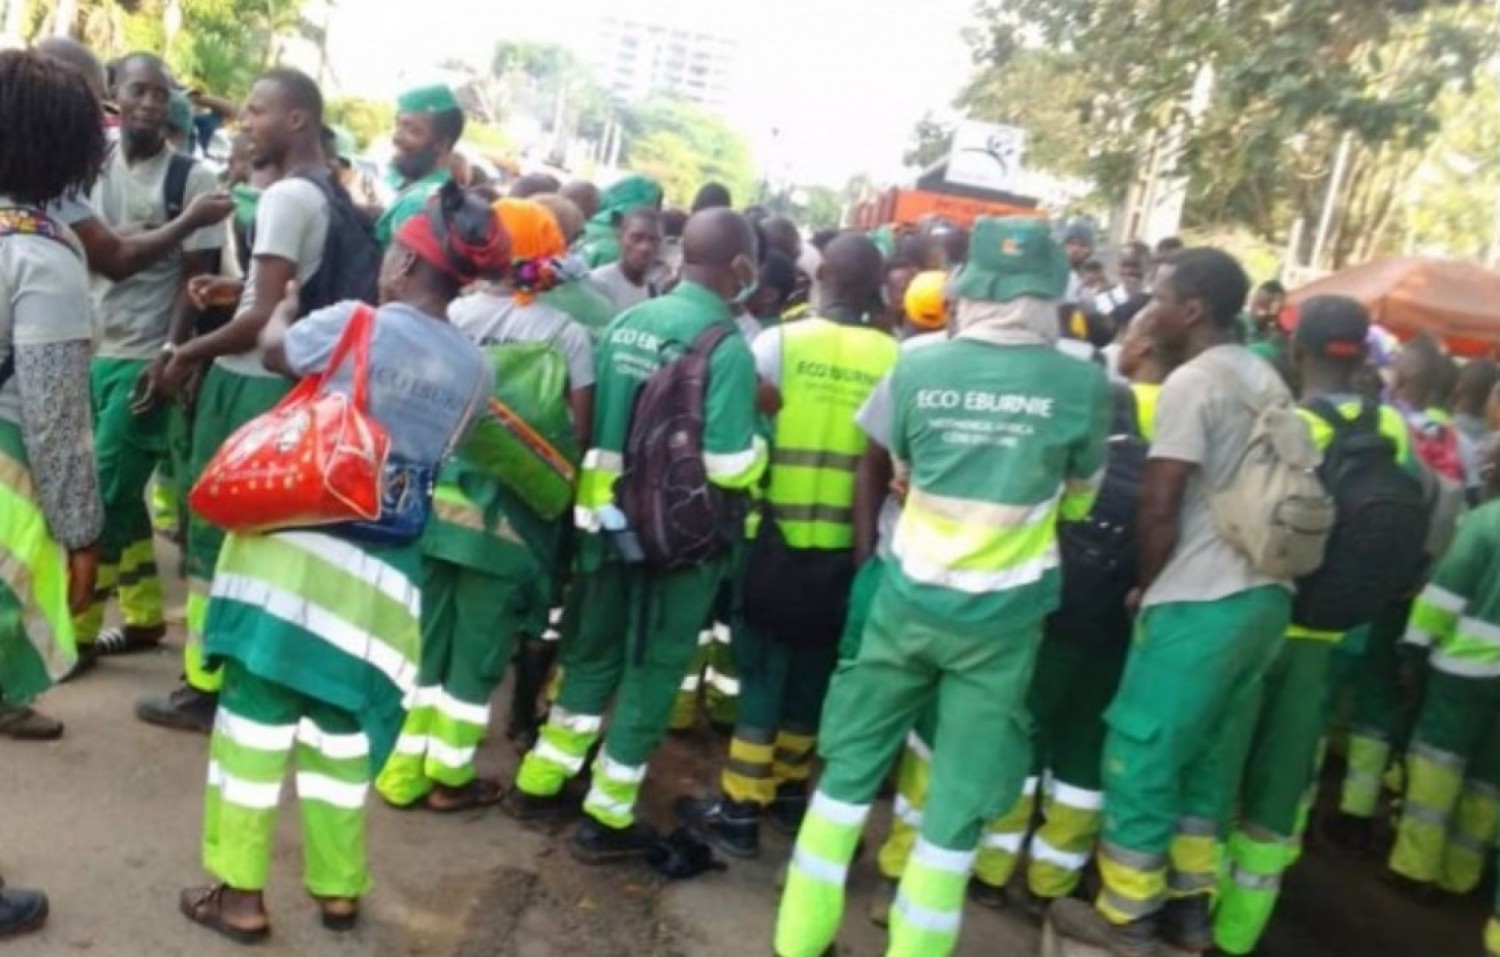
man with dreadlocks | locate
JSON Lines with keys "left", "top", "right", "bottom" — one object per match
{"left": 0, "top": 48, "right": 111, "bottom": 934}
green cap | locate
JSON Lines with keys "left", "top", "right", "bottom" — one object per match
{"left": 593, "top": 173, "right": 663, "bottom": 225}
{"left": 953, "top": 216, "right": 1069, "bottom": 304}
{"left": 397, "top": 83, "right": 460, "bottom": 115}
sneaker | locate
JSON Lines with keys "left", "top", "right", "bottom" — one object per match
{"left": 967, "top": 878, "right": 1010, "bottom": 910}
{"left": 1159, "top": 896, "right": 1211, "bottom": 953}
{"left": 1048, "top": 897, "right": 1161, "bottom": 957}
{"left": 58, "top": 644, "right": 99, "bottom": 683}
{"left": 0, "top": 703, "right": 63, "bottom": 741}
{"left": 767, "top": 782, "right": 809, "bottom": 836}
{"left": 499, "top": 786, "right": 580, "bottom": 823}
{"left": 0, "top": 888, "right": 48, "bottom": 940}
{"left": 135, "top": 685, "right": 217, "bottom": 734}
{"left": 570, "top": 817, "right": 660, "bottom": 865}
{"left": 868, "top": 878, "right": 897, "bottom": 927}
{"left": 674, "top": 794, "right": 761, "bottom": 859}
{"left": 1322, "top": 812, "right": 1375, "bottom": 855}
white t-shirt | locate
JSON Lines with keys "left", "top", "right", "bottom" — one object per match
{"left": 0, "top": 200, "right": 91, "bottom": 426}
{"left": 448, "top": 290, "right": 596, "bottom": 390}
{"left": 90, "top": 148, "right": 223, "bottom": 358}
{"left": 1143, "top": 343, "right": 1294, "bottom": 608}
{"left": 217, "top": 177, "right": 328, "bottom": 377}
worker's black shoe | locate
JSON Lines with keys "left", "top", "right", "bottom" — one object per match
{"left": 571, "top": 817, "right": 660, "bottom": 865}
{"left": 1159, "top": 895, "right": 1212, "bottom": 953}
{"left": 135, "top": 685, "right": 217, "bottom": 734}
{"left": 1322, "top": 811, "right": 1375, "bottom": 855}
{"left": 767, "top": 782, "right": 810, "bottom": 836}
{"left": 0, "top": 888, "right": 48, "bottom": 940}
{"left": 674, "top": 794, "right": 761, "bottom": 858}
{"left": 1048, "top": 897, "right": 1160, "bottom": 957}
{"left": 499, "top": 786, "right": 579, "bottom": 823}
{"left": 967, "top": 878, "right": 1010, "bottom": 910}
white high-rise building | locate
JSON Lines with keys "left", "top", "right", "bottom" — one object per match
{"left": 590, "top": 13, "right": 738, "bottom": 112}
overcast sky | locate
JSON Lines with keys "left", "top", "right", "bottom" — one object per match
{"left": 325, "top": 0, "right": 976, "bottom": 185}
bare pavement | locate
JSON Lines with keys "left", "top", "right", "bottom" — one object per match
{"left": 1, "top": 544, "right": 1489, "bottom": 956}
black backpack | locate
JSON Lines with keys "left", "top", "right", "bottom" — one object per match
{"left": 163, "top": 154, "right": 236, "bottom": 335}
{"left": 246, "top": 169, "right": 380, "bottom": 314}
{"left": 617, "top": 322, "right": 738, "bottom": 570}
{"left": 1292, "top": 398, "right": 1430, "bottom": 631}
{"left": 1047, "top": 383, "right": 1148, "bottom": 651}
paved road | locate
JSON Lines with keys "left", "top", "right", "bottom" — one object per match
{"left": 0, "top": 542, "right": 1487, "bottom": 955}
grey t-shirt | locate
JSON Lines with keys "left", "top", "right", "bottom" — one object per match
{"left": 448, "top": 290, "right": 596, "bottom": 389}
{"left": 90, "top": 148, "right": 223, "bottom": 358}
{"left": 283, "top": 301, "right": 490, "bottom": 465}
{"left": 1143, "top": 343, "right": 1293, "bottom": 608}
{"left": 589, "top": 261, "right": 652, "bottom": 314}
{"left": 219, "top": 177, "right": 328, "bottom": 377}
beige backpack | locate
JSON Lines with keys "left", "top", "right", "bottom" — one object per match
{"left": 1203, "top": 355, "right": 1336, "bottom": 579}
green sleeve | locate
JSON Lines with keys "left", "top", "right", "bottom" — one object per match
{"left": 1410, "top": 508, "right": 1494, "bottom": 646}
{"left": 1061, "top": 368, "right": 1111, "bottom": 521}
{"left": 702, "top": 331, "right": 766, "bottom": 489}
{"left": 888, "top": 359, "right": 911, "bottom": 469}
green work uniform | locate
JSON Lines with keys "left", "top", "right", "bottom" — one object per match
{"left": 776, "top": 336, "right": 1109, "bottom": 957}
{"left": 76, "top": 357, "right": 170, "bottom": 644}
{"left": 374, "top": 167, "right": 450, "bottom": 249}
{"left": 375, "top": 460, "right": 555, "bottom": 806}
{"left": 1215, "top": 401, "right": 1417, "bottom": 956}
{"left": 543, "top": 280, "right": 617, "bottom": 338}
{"left": 513, "top": 280, "right": 767, "bottom": 830}
{"left": 182, "top": 363, "right": 291, "bottom": 694}
{"left": 720, "top": 318, "right": 898, "bottom": 809}
{"left": 1390, "top": 501, "right": 1500, "bottom": 893}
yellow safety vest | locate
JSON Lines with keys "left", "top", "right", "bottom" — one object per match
{"left": 767, "top": 318, "right": 898, "bottom": 549}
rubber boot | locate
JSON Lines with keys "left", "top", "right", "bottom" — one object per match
{"left": 674, "top": 794, "right": 761, "bottom": 858}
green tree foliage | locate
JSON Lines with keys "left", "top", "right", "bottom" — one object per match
{"left": 959, "top": 0, "right": 1500, "bottom": 266}
{"left": 1404, "top": 73, "right": 1500, "bottom": 260}
{"left": 326, "top": 96, "right": 393, "bottom": 150}
{"left": 618, "top": 98, "right": 755, "bottom": 208}
{"left": 904, "top": 113, "right": 954, "bottom": 170}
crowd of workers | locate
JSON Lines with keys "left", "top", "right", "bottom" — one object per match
{"left": 0, "top": 31, "right": 1498, "bottom": 957}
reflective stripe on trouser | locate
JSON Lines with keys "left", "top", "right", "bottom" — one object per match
{"left": 516, "top": 559, "right": 727, "bottom": 825}
{"left": 1097, "top": 587, "right": 1291, "bottom": 924}
{"left": 1340, "top": 599, "right": 1415, "bottom": 817}
{"left": 183, "top": 365, "right": 291, "bottom": 695}
{"left": 584, "top": 747, "right": 648, "bottom": 828}
{"left": 1390, "top": 670, "right": 1500, "bottom": 884}
{"left": 83, "top": 357, "right": 167, "bottom": 643}
{"left": 776, "top": 586, "right": 1041, "bottom": 956}
{"left": 1213, "top": 828, "right": 1301, "bottom": 955}
{"left": 973, "top": 776, "right": 1038, "bottom": 888}
{"left": 150, "top": 472, "right": 178, "bottom": 536}
{"left": 1441, "top": 778, "right": 1500, "bottom": 894}
{"left": 376, "top": 559, "right": 526, "bottom": 805}
{"left": 670, "top": 619, "right": 737, "bottom": 730}
{"left": 775, "top": 792, "right": 870, "bottom": 957}
{"left": 878, "top": 728, "right": 935, "bottom": 881}
{"left": 1212, "top": 636, "right": 1334, "bottom": 952}
{"left": 723, "top": 614, "right": 837, "bottom": 805}
{"left": 1028, "top": 784, "right": 1106, "bottom": 898}
{"left": 0, "top": 420, "right": 76, "bottom": 703}
{"left": 202, "top": 661, "right": 372, "bottom": 898}
{"left": 1341, "top": 734, "right": 1392, "bottom": 818}
{"left": 1488, "top": 915, "right": 1500, "bottom": 957}
{"left": 890, "top": 839, "right": 975, "bottom": 957}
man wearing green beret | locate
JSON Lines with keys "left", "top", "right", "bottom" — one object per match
{"left": 578, "top": 173, "right": 664, "bottom": 268}
{"left": 773, "top": 217, "right": 1110, "bottom": 957}
{"left": 375, "top": 84, "right": 463, "bottom": 248}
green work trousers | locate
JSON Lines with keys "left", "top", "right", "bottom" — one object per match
{"left": 1213, "top": 636, "right": 1337, "bottom": 955}
{"left": 1389, "top": 669, "right": 1500, "bottom": 892}
{"left": 1095, "top": 585, "right": 1290, "bottom": 926}
{"left": 514, "top": 557, "right": 728, "bottom": 827}
{"left": 76, "top": 358, "right": 169, "bottom": 644}
{"left": 775, "top": 585, "right": 1043, "bottom": 957}
{"left": 202, "top": 660, "right": 372, "bottom": 898}
{"left": 183, "top": 365, "right": 290, "bottom": 694}
{"left": 1337, "top": 600, "right": 1420, "bottom": 817}
{"left": 375, "top": 558, "right": 533, "bottom": 806}
{"left": 972, "top": 634, "right": 1126, "bottom": 898}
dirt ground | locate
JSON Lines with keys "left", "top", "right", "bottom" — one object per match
{"left": 0, "top": 541, "right": 1490, "bottom": 956}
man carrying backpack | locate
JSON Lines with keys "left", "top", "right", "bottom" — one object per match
{"left": 72, "top": 53, "right": 224, "bottom": 670}
{"left": 505, "top": 208, "right": 767, "bottom": 864}
{"left": 674, "top": 233, "right": 898, "bottom": 859}
{"left": 1052, "top": 248, "right": 1316, "bottom": 957}
{"left": 1213, "top": 296, "right": 1428, "bottom": 956}
{"left": 138, "top": 68, "right": 378, "bottom": 734}
{"left": 775, "top": 218, "right": 1110, "bottom": 957}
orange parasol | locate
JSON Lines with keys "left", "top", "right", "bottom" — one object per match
{"left": 1287, "top": 257, "right": 1500, "bottom": 358}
